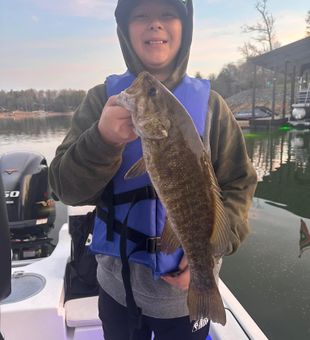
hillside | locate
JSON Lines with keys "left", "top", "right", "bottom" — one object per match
{"left": 226, "top": 87, "right": 292, "bottom": 114}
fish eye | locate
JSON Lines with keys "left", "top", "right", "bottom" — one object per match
{"left": 148, "top": 87, "right": 157, "bottom": 97}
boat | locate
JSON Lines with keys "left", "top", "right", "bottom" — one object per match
{"left": 288, "top": 119, "right": 310, "bottom": 129}
{"left": 233, "top": 106, "right": 274, "bottom": 121}
{"left": 288, "top": 64, "right": 310, "bottom": 129}
{"left": 0, "top": 152, "right": 268, "bottom": 340}
{"left": 0, "top": 212, "right": 268, "bottom": 340}
{"left": 249, "top": 116, "right": 288, "bottom": 128}
{"left": 234, "top": 106, "right": 288, "bottom": 129}
{"left": 291, "top": 81, "right": 310, "bottom": 120}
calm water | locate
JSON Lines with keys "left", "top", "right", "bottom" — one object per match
{"left": 221, "top": 128, "right": 310, "bottom": 340}
{"left": 0, "top": 116, "right": 71, "bottom": 243}
{"left": 1, "top": 116, "right": 309, "bottom": 340}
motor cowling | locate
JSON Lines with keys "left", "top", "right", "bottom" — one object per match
{"left": 0, "top": 174, "right": 11, "bottom": 300}
{"left": 0, "top": 151, "right": 56, "bottom": 230}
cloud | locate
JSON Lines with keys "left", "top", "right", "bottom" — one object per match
{"left": 0, "top": 52, "right": 125, "bottom": 91}
{"left": 205, "top": 0, "right": 223, "bottom": 3}
{"left": 189, "top": 7, "right": 309, "bottom": 77}
{"left": 276, "top": 10, "right": 308, "bottom": 43}
{"left": 31, "top": 15, "right": 39, "bottom": 22}
{"left": 3, "top": 34, "right": 118, "bottom": 52}
{"left": 2, "top": 0, "right": 309, "bottom": 89}
{"left": 189, "top": 18, "right": 246, "bottom": 76}
{"left": 0, "top": 31, "right": 124, "bottom": 90}
{"left": 26, "top": 0, "right": 117, "bottom": 19}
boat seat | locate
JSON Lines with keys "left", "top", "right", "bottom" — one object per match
{"left": 65, "top": 296, "right": 101, "bottom": 328}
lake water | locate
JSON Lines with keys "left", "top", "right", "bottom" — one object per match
{"left": 1, "top": 115, "right": 309, "bottom": 340}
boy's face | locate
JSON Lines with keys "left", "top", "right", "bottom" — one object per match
{"left": 128, "top": 0, "right": 182, "bottom": 79}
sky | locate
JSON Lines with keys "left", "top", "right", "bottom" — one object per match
{"left": 0, "top": 0, "right": 309, "bottom": 91}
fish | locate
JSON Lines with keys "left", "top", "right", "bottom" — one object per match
{"left": 299, "top": 219, "right": 310, "bottom": 258}
{"left": 116, "top": 71, "right": 231, "bottom": 325}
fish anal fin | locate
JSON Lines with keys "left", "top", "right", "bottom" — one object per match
{"left": 201, "top": 149, "right": 231, "bottom": 256}
{"left": 188, "top": 281, "right": 226, "bottom": 325}
{"left": 209, "top": 196, "right": 231, "bottom": 257}
{"left": 124, "top": 158, "right": 146, "bottom": 179}
{"left": 160, "top": 219, "right": 181, "bottom": 254}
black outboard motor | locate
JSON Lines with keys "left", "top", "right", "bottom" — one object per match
{"left": 0, "top": 175, "right": 11, "bottom": 340}
{"left": 0, "top": 151, "right": 56, "bottom": 260}
{"left": 0, "top": 174, "right": 11, "bottom": 300}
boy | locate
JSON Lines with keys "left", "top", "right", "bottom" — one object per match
{"left": 49, "top": 0, "right": 257, "bottom": 339}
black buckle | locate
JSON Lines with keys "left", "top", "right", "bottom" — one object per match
{"left": 145, "top": 186, "right": 157, "bottom": 200}
{"left": 146, "top": 237, "right": 161, "bottom": 253}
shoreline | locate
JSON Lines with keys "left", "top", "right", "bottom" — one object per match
{"left": 0, "top": 111, "right": 73, "bottom": 120}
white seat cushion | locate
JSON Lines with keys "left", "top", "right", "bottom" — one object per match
{"left": 65, "top": 296, "right": 101, "bottom": 328}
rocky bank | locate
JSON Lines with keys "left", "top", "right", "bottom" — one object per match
{"left": 226, "top": 88, "right": 292, "bottom": 114}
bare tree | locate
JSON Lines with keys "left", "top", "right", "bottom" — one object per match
{"left": 240, "top": 0, "right": 278, "bottom": 58}
{"left": 306, "top": 10, "right": 310, "bottom": 36}
{"left": 239, "top": 42, "right": 262, "bottom": 59}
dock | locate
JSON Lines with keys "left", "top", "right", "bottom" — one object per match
{"left": 237, "top": 117, "right": 289, "bottom": 129}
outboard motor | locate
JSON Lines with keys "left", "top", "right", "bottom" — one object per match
{"left": 0, "top": 175, "right": 11, "bottom": 340}
{"left": 0, "top": 151, "right": 56, "bottom": 261}
{"left": 0, "top": 174, "right": 11, "bottom": 300}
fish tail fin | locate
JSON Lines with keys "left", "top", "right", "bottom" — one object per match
{"left": 188, "top": 282, "right": 226, "bottom": 326}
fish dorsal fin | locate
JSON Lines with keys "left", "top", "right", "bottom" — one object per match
{"left": 203, "top": 150, "right": 231, "bottom": 256}
{"left": 124, "top": 158, "right": 146, "bottom": 179}
{"left": 160, "top": 218, "right": 181, "bottom": 254}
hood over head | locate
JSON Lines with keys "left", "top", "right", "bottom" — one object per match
{"left": 115, "top": 0, "right": 193, "bottom": 90}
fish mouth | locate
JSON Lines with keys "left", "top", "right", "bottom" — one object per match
{"left": 116, "top": 91, "right": 136, "bottom": 112}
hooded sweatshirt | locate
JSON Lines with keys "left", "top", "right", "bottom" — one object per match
{"left": 49, "top": 0, "right": 257, "bottom": 318}
{"left": 114, "top": 0, "right": 193, "bottom": 90}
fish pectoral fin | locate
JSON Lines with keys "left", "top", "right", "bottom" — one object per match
{"left": 160, "top": 219, "right": 181, "bottom": 254}
{"left": 124, "top": 158, "right": 146, "bottom": 179}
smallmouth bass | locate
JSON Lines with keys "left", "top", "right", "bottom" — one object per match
{"left": 116, "top": 71, "right": 232, "bottom": 325}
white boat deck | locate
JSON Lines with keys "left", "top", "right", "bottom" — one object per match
{"left": 0, "top": 209, "right": 268, "bottom": 340}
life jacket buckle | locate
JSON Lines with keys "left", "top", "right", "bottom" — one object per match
{"left": 146, "top": 237, "right": 161, "bottom": 253}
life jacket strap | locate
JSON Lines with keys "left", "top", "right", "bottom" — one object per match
{"left": 96, "top": 208, "right": 162, "bottom": 253}
{"left": 120, "top": 194, "right": 142, "bottom": 336}
{"left": 101, "top": 181, "right": 115, "bottom": 242}
{"left": 97, "top": 183, "right": 162, "bottom": 334}
{"left": 104, "top": 185, "right": 158, "bottom": 206}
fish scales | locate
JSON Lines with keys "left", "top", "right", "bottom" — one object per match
{"left": 116, "top": 71, "right": 231, "bottom": 325}
{"left": 158, "top": 137, "right": 216, "bottom": 274}
{"left": 150, "top": 134, "right": 212, "bottom": 239}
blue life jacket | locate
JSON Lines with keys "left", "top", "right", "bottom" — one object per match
{"left": 90, "top": 71, "right": 210, "bottom": 279}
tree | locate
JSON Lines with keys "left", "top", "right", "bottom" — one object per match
{"left": 195, "top": 72, "right": 203, "bottom": 79}
{"left": 0, "top": 89, "right": 86, "bottom": 112}
{"left": 240, "top": 0, "right": 279, "bottom": 58}
{"left": 211, "top": 63, "right": 242, "bottom": 98}
{"left": 306, "top": 10, "right": 310, "bottom": 36}
{"left": 239, "top": 42, "right": 261, "bottom": 59}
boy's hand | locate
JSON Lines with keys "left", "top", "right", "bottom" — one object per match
{"left": 161, "top": 255, "right": 190, "bottom": 291}
{"left": 98, "top": 95, "right": 138, "bottom": 146}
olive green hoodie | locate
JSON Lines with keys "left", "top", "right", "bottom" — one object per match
{"left": 49, "top": 0, "right": 257, "bottom": 318}
{"left": 114, "top": 0, "right": 193, "bottom": 90}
